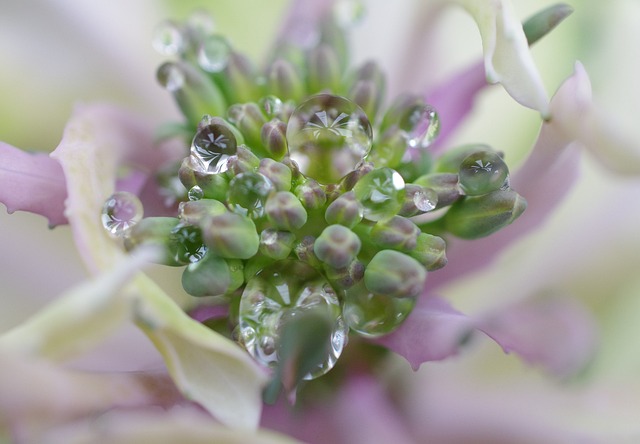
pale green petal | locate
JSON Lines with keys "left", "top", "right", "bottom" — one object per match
{"left": 133, "top": 276, "right": 269, "bottom": 429}
{"left": 450, "top": 0, "right": 550, "bottom": 116}
{"left": 0, "top": 248, "right": 156, "bottom": 361}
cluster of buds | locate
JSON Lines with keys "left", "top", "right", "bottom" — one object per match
{"left": 101, "top": 8, "right": 525, "bottom": 394}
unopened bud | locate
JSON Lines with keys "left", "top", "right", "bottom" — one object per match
{"left": 178, "top": 198, "right": 227, "bottom": 225}
{"left": 267, "top": 59, "right": 305, "bottom": 102}
{"left": 364, "top": 250, "right": 426, "bottom": 299}
{"left": 314, "top": 225, "right": 361, "bottom": 269}
{"left": 181, "top": 253, "right": 243, "bottom": 297}
{"left": 324, "top": 191, "right": 364, "bottom": 228}
{"left": 261, "top": 120, "right": 288, "bottom": 160}
{"left": 259, "top": 229, "right": 296, "bottom": 260}
{"left": 258, "top": 158, "right": 292, "bottom": 191}
{"left": 201, "top": 212, "right": 259, "bottom": 259}
{"left": 307, "top": 44, "right": 342, "bottom": 94}
{"left": 408, "top": 233, "right": 447, "bottom": 271}
{"left": 294, "top": 178, "right": 327, "bottom": 209}
{"left": 370, "top": 215, "right": 420, "bottom": 251}
{"left": 414, "top": 173, "right": 462, "bottom": 208}
{"left": 265, "top": 191, "right": 308, "bottom": 230}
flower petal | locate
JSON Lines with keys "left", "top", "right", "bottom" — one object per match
{"left": 0, "top": 142, "right": 67, "bottom": 227}
{"left": 451, "top": 0, "right": 549, "bottom": 115}
{"left": 375, "top": 295, "right": 475, "bottom": 370}
{"left": 133, "top": 276, "right": 269, "bottom": 430}
{"left": 275, "top": 0, "right": 335, "bottom": 48}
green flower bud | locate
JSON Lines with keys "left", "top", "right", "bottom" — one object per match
{"left": 444, "top": 189, "right": 527, "bottom": 239}
{"left": 294, "top": 178, "right": 327, "bottom": 210}
{"left": 181, "top": 253, "right": 243, "bottom": 297}
{"left": 433, "top": 143, "right": 493, "bottom": 173}
{"left": 124, "top": 217, "right": 182, "bottom": 266}
{"left": 323, "top": 259, "right": 364, "bottom": 289}
{"left": 227, "top": 171, "right": 274, "bottom": 218}
{"left": 259, "top": 229, "right": 296, "bottom": 260}
{"left": 260, "top": 120, "right": 288, "bottom": 160}
{"left": 258, "top": 158, "right": 292, "bottom": 192}
{"left": 364, "top": 250, "right": 426, "bottom": 299}
{"left": 339, "top": 161, "right": 374, "bottom": 192}
{"left": 195, "top": 169, "right": 230, "bottom": 201}
{"left": 353, "top": 167, "right": 405, "bottom": 221}
{"left": 201, "top": 212, "right": 259, "bottom": 259}
{"left": 228, "top": 103, "right": 267, "bottom": 153}
{"left": 267, "top": 58, "right": 305, "bottom": 102}
{"left": 399, "top": 184, "right": 438, "bottom": 217}
{"left": 222, "top": 52, "right": 257, "bottom": 104}
{"left": 458, "top": 151, "right": 509, "bottom": 196}
{"left": 368, "top": 126, "right": 407, "bottom": 169}
{"left": 294, "top": 236, "right": 322, "bottom": 268}
{"left": 314, "top": 225, "right": 361, "bottom": 269}
{"left": 178, "top": 198, "right": 227, "bottom": 225}
{"left": 156, "top": 61, "right": 227, "bottom": 127}
{"left": 228, "top": 145, "right": 261, "bottom": 176}
{"left": 408, "top": 233, "right": 447, "bottom": 271}
{"left": 349, "top": 61, "right": 385, "bottom": 119}
{"left": 413, "top": 173, "right": 462, "bottom": 208}
{"left": 523, "top": 4, "right": 574, "bottom": 46}
{"left": 380, "top": 94, "right": 439, "bottom": 150}
{"left": 307, "top": 44, "right": 342, "bottom": 94}
{"left": 324, "top": 191, "right": 364, "bottom": 228}
{"left": 265, "top": 191, "right": 308, "bottom": 230}
{"left": 370, "top": 215, "right": 420, "bottom": 251}
{"left": 178, "top": 156, "right": 198, "bottom": 190}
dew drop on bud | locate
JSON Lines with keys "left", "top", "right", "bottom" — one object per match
{"left": 152, "top": 20, "right": 185, "bottom": 56}
{"left": 227, "top": 172, "right": 274, "bottom": 218}
{"left": 101, "top": 191, "right": 143, "bottom": 237}
{"left": 187, "top": 185, "right": 204, "bottom": 201}
{"left": 412, "top": 186, "right": 438, "bottom": 212}
{"left": 400, "top": 103, "right": 440, "bottom": 149}
{"left": 190, "top": 119, "right": 237, "bottom": 174}
{"left": 186, "top": 9, "right": 215, "bottom": 39}
{"left": 170, "top": 223, "right": 208, "bottom": 264}
{"left": 238, "top": 260, "right": 347, "bottom": 379}
{"left": 458, "top": 151, "right": 509, "bottom": 196}
{"left": 353, "top": 167, "right": 405, "bottom": 221}
{"left": 197, "top": 35, "right": 230, "bottom": 72}
{"left": 259, "top": 95, "right": 284, "bottom": 119}
{"left": 157, "top": 62, "right": 185, "bottom": 92}
{"left": 286, "top": 94, "right": 372, "bottom": 184}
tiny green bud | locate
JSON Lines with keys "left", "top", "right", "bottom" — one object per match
{"left": 260, "top": 120, "right": 289, "bottom": 160}
{"left": 259, "top": 229, "right": 296, "bottom": 260}
{"left": 178, "top": 156, "right": 198, "bottom": 190}
{"left": 433, "top": 143, "right": 494, "bottom": 173}
{"left": 195, "top": 169, "right": 230, "bottom": 201}
{"left": 258, "top": 158, "right": 292, "bottom": 191}
{"left": 314, "top": 225, "right": 361, "bottom": 269}
{"left": 364, "top": 250, "right": 426, "bottom": 299}
{"left": 413, "top": 173, "right": 462, "bottom": 208}
{"left": 458, "top": 151, "right": 509, "bottom": 196}
{"left": 181, "top": 253, "right": 239, "bottom": 297}
{"left": 370, "top": 215, "right": 420, "bottom": 251}
{"left": 349, "top": 61, "right": 385, "bottom": 119}
{"left": 156, "top": 61, "right": 227, "bottom": 126}
{"left": 124, "top": 217, "right": 182, "bottom": 266}
{"left": 444, "top": 189, "right": 527, "bottom": 239}
{"left": 228, "top": 145, "right": 261, "bottom": 176}
{"left": 229, "top": 103, "right": 267, "bottom": 153}
{"left": 222, "top": 52, "right": 258, "bottom": 104}
{"left": 307, "top": 44, "right": 342, "bottom": 94}
{"left": 324, "top": 191, "right": 364, "bottom": 228}
{"left": 294, "top": 178, "right": 327, "bottom": 209}
{"left": 323, "top": 259, "right": 364, "bottom": 289}
{"left": 408, "top": 233, "right": 447, "bottom": 271}
{"left": 178, "top": 198, "right": 227, "bottom": 225}
{"left": 265, "top": 191, "right": 308, "bottom": 230}
{"left": 523, "top": 4, "right": 574, "bottom": 46}
{"left": 201, "top": 212, "right": 260, "bottom": 259}
{"left": 267, "top": 58, "right": 305, "bottom": 102}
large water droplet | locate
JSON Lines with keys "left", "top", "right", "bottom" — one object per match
{"left": 191, "top": 118, "right": 237, "bottom": 174}
{"left": 157, "top": 62, "right": 185, "bottom": 93}
{"left": 170, "top": 223, "right": 208, "bottom": 264}
{"left": 152, "top": 20, "right": 185, "bottom": 56}
{"left": 238, "top": 260, "right": 347, "bottom": 379}
{"left": 353, "top": 168, "right": 405, "bottom": 221}
{"left": 399, "top": 103, "right": 440, "bottom": 149}
{"left": 412, "top": 186, "right": 438, "bottom": 212}
{"left": 343, "top": 283, "right": 416, "bottom": 337}
{"left": 197, "top": 35, "right": 230, "bottom": 72}
{"left": 458, "top": 151, "right": 509, "bottom": 196}
{"left": 101, "top": 191, "right": 143, "bottom": 237}
{"left": 187, "top": 185, "right": 204, "bottom": 201}
{"left": 286, "top": 94, "right": 372, "bottom": 184}
{"left": 227, "top": 172, "right": 274, "bottom": 218}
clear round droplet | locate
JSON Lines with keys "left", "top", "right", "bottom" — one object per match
{"left": 170, "top": 223, "right": 208, "bottom": 264}
{"left": 333, "top": 0, "right": 366, "bottom": 28}
{"left": 259, "top": 95, "right": 284, "bottom": 119}
{"left": 238, "top": 260, "right": 348, "bottom": 379}
{"left": 458, "top": 151, "right": 509, "bottom": 196}
{"left": 227, "top": 172, "right": 274, "bottom": 218}
{"left": 286, "top": 94, "right": 373, "bottom": 184}
{"left": 191, "top": 119, "right": 237, "bottom": 174}
{"left": 197, "top": 35, "right": 230, "bottom": 72}
{"left": 413, "top": 186, "right": 438, "bottom": 212}
{"left": 188, "top": 185, "right": 204, "bottom": 201}
{"left": 101, "top": 191, "right": 143, "bottom": 237}
{"left": 343, "top": 283, "right": 416, "bottom": 337}
{"left": 186, "top": 9, "right": 215, "bottom": 38}
{"left": 157, "top": 62, "right": 185, "bottom": 93}
{"left": 399, "top": 103, "right": 440, "bottom": 149}
{"left": 353, "top": 167, "right": 405, "bottom": 221}
{"left": 152, "top": 20, "right": 185, "bottom": 56}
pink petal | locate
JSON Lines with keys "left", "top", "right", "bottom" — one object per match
{"left": 275, "top": 0, "right": 335, "bottom": 49}
{"left": 479, "top": 296, "right": 597, "bottom": 377}
{"left": 0, "top": 142, "right": 67, "bottom": 227}
{"left": 375, "top": 295, "right": 475, "bottom": 371}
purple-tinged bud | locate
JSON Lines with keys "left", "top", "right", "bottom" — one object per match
{"left": 265, "top": 191, "right": 308, "bottom": 230}
{"left": 267, "top": 59, "right": 305, "bottom": 102}
{"left": 370, "top": 215, "right": 420, "bottom": 251}
{"left": 413, "top": 173, "right": 462, "bottom": 208}
{"left": 178, "top": 198, "right": 227, "bottom": 225}
{"left": 258, "top": 158, "right": 292, "bottom": 192}
{"left": 323, "top": 259, "right": 365, "bottom": 289}
{"left": 307, "top": 44, "right": 342, "bottom": 94}
{"left": 324, "top": 191, "right": 364, "bottom": 228}
{"left": 201, "top": 212, "right": 259, "bottom": 259}
{"left": 261, "top": 120, "right": 288, "bottom": 160}
{"left": 433, "top": 143, "right": 494, "bottom": 173}
{"left": 294, "top": 178, "right": 327, "bottom": 209}
{"left": 294, "top": 236, "right": 322, "bottom": 268}
{"left": 408, "top": 233, "right": 447, "bottom": 271}
{"left": 314, "top": 225, "right": 361, "bottom": 269}
{"left": 259, "top": 229, "right": 296, "bottom": 260}
{"left": 364, "top": 250, "right": 426, "bottom": 299}
{"left": 228, "top": 145, "right": 260, "bottom": 176}
{"left": 399, "top": 184, "right": 438, "bottom": 217}
{"left": 228, "top": 103, "right": 266, "bottom": 153}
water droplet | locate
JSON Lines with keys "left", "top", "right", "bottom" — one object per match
{"left": 197, "top": 35, "right": 230, "bottom": 72}
{"left": 458, "top": 151, "right": 509, "bottom": 196}
{"left": 412, "top": 186, "right": 438, "bottom": 212}
{"left": 238, "top": 260, "right": 347, "bottom": 379}
{"left": 259, "top": 95, "right": 284, "bottom": 119}
{"left": 187, "top": 185, "right": 204, "bottom": 201}
{"left": 353, "top": 168, "right": 405, "bottom": 221}
{"left": 286, "top": 94, "right": 372, "bottom": 184}
{"left": 101, "top": 191, "right": 143, "bottom": 237}
{"left": 333, "top": 0, "right": 366, "bottom": 28}
{"left": 227, "top": 172, "right": 274, "bottom": 218}
{"left": 399, "top": 103, "right": 440, "bottom": 149}
{"left": 343, "top": 283, "right": 416, "bottom": 337}
{"left": 191, "top": 119, "right": 237, "bottom": 174}
{"left": 170, "top": 223, "right": 208, "bottom": 264}
{"left": 152, "top": 20, "right": 185, "bottom": 56}
{"left": 157, "top": 62, "right": 185, "bottom": 93}
{"left": 186, "top": 9, "right": 215, "bottom": 39}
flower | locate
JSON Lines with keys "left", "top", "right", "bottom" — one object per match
{"left": 1, "top": 0, "right": 640, "bottom": 442}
